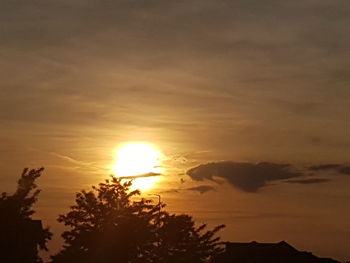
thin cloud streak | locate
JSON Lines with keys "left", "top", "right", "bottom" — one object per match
{"left": 286, "top": 178, "right": 331, "bottom": 184}
{"left": 116, "top": 172, "right": 162, "bottom": 179}
{"left": 186, "top": 185, "right": 215, "bottom": 194}
{"left": 309, "top": 164, "right": 350, "bottom": 175}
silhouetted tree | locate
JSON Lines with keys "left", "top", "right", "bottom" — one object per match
{"left": 51, "top": 177, "right": 224, "bottom": 263}
{"left": 155, "top": 213, "right": 224, "bottom": 263}
{"left": 0, "top": 168, "right": 52, "bottom": 263}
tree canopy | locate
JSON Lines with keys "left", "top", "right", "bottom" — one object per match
{"left": 0, "top": 168, "right": 52, "bottom": 263}
{"left": 52, "top": 177, "right": 224, "bottom": 263}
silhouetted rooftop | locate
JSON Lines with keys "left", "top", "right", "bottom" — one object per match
{"left": 214, "top": 241, "right": 340, "bottom": 263}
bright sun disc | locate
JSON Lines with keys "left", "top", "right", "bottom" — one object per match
{"left": 113, "top": 142, "right": 162, "bottom": 191}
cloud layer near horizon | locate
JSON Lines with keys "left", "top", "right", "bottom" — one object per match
{"left": 187, "top": 162, "right": 303, "bottom": 192}
{"left": 309, "top": 164, "right": 350, "bottom": 175}
{"left": 186, "top": 161, "right": 350, "bottom": 192}
{"left": 1, "top": 1, "right": 350, "bottom": 260}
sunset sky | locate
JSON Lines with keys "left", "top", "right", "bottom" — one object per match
{"left": 1, "top": 0, "right": 350, "bottom": 261}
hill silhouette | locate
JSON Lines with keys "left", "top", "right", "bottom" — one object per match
{"left": 213, "top": 241, "right": 340, "bottom": 263}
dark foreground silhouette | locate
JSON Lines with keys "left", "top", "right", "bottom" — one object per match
{"left": 0, "top": 169, "right": 346, "bottom": 263}
{"left": 1, "top": 168, "right": 225, "bottom": 263}
{"left": 0, "top": 168, "right": 52, "bottom": 263}
{"left": 214, "top": 241, "right": 341, "bottom": 263}
{"left": 51, "top": 176, "right": 225, "bottom": 263}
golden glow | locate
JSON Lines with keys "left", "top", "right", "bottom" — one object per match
{"left": 113, "top": 142, "right": 162, "bottom": 191}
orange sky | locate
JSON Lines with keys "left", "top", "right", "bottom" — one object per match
{"left": 1, "top": 0, "right": 350, "bottom": 261}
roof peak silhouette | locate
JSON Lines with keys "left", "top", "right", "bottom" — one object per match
{"left": 216, "top": 241, "right": 340, "bottom": 263}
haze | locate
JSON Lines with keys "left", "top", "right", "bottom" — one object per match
{"left": 1, "top": 0, "right": 350, "bottom": 261}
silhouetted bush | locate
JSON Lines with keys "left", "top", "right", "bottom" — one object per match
{"left": 0, "top": 168, "right": 52, "bottom": 263}
{"left": 51, "top": 177, "right": 224, "bottom": 263}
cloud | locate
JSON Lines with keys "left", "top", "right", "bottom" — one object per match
{"left": 186, "top": 185, "right": 215, "bottom": 194}
{"left": 1, "top": 0, "right": 350, "bottom": 166}
{"left": 186, "top": 161, "right": 349, "bottom": 192}
{"left": 49, "top": 152, "right": 107, "bottom": 173}
{"left": 187, "top": 161, "right": 302, "bottom": 192}
{"left": 286, "top": 178, "right": 331, "bottom": 184}
{"left": 339, "top": 166, "right": 350, "bottom": 175}
{"left": 158, "top": 185, "right": 215, "bottom": 195}
{"left": 309, "top": 164, "right": 342, "bottom": 171}
{"left": 159, "top": 189, "right": 180, "bottom": 194}
{"left": 118, "top": 172, "right": 162, "bottom": 179}
{"left": 309, "top": 164, "right": 350, "bottom": 175}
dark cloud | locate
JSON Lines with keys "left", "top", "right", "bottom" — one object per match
{"left": 186, "top": 185, "right": 215, "bottom": 194}
{"left": 309, "top": 164, "right": 350, "bottom": 175}
{"left": 338, "top": 166, "right": 350, "bottom": 175}
{"left": 159, "top": 189, "right": 179, "bottom": 194}
{"left": 118, "top": 172, "right": 161, "bottom": 179}
{"left": 309, "top": 164, "right": 342, "bottom": 171}
{"left": 187, "top": 162, "right": 302, "bottom": 192}
{"left": 158, "top": 185, "right": 215, "bottom": 195}
{"left": 286, "top": 178, "right": 331, "bottom": 184}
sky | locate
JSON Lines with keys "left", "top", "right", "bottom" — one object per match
{"left": 1, "top": 0, "right": 350, "bottom": 261}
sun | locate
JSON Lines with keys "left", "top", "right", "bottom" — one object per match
{"left": 113, "top": 142, "right": 162, "bottom": 191}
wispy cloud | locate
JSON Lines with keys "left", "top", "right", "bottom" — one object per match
{"left": 186, "top": 185, "right": 215, "bottom": 194}
{"left": 49, "top": 152, "right": 107, "bottom": 173}
{"left": 286, "top": 178, "right": 331, "bottom": 184}
{"left": 309, "top": 164, "right": 350, "bottom": 175}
